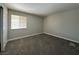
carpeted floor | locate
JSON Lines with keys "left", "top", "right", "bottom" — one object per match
{"left": 0, "top": 33, "right": 79, "bottom": 55}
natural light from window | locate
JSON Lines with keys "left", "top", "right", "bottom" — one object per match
{"left": 11, "top": 14, "right": 27, "bottom": 29}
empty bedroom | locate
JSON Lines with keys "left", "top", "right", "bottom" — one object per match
{"left": 0, "top": 3, "right": 79, "bottom": 55}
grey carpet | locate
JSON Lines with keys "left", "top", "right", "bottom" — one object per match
{"left": 0, "top": 34, "right": 79, "bottom": 55}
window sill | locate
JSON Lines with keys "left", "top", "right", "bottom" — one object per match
{"left": 11, "top": 28, "right": 27, "bottom": 30}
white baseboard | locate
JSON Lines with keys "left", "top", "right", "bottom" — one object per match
{"left": 7, "top": 32, "right": 79, "bottom": 45}
{"left": 44, "top": 32, "right": 79, "bottom": 44}
{"left": 8, "top": 33, "right": 43, "bottom": 42}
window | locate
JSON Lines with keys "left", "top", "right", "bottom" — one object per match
{"left": 11, "top": 14, "right": 27, "bottom": 29}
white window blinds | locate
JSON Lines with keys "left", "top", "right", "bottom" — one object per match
{"left": 11, "top": 15, "right": 27, "bottom": 29}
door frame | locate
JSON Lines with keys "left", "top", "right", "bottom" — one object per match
{"left": 0, "top": 4, "right": 8, "bottom": 51}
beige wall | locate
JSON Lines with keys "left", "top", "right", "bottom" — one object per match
{"left": 8, "top": 9, "right": 79, "bottom": 43}
{"left": 8, "top": 9, "right": 43, "bottom": 39}
{"left": 44, "top": 9, "right": 79, "bottom": 43}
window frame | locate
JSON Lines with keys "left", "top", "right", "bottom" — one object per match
{"left": 10, "top": 14, "right": 27, "bottom": 30}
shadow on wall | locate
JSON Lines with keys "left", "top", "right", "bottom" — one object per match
{"left": 0, "top": 7, "right": 3, "bottom": 52}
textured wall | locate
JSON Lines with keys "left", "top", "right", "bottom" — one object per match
{"left": 8, "top": 9, "right": 43, "bottom": 39}
{"left": 44, "top": 9, "right": 79, "bottom": 42}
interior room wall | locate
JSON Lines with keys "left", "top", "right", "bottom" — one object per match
{"left": 8, "top": 9, "right": 43, "bottom": 40}
{"left": 44, "top": 9, "right": 79, "bottom": 43}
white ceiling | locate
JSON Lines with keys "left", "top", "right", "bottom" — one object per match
{"left": 5, "top": 3, "right": 79, "bottom": 16}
